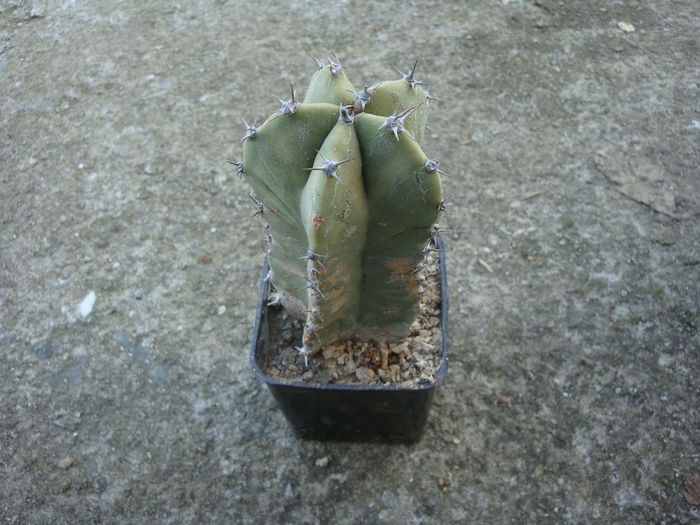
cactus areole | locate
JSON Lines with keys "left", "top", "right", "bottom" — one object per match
{"left": 239, "top": 56, "right": 444, "bottom": 359}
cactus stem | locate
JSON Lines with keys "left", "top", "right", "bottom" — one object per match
{"left": 394, "top": 59, "right": 427, "bottom": 90}
{"left": 425, "top": 159, "right": 447, "bottom": 176}
{"left": 274, "top": 84, "right": 299, "bottom": 115}
{"left": 379, "top": 104, "right": 422, "bottom": 140}
{"left": 249, "top": 192, "right": 264, "bottom": 217}
{"left": 226, "top": 159, "right": 245, "bottom": 178}
{"left": 304, "top": 151, "right": 358, "bottom": 180}
{"left": 240, "top": 118, "right": 257, "bottom": 143}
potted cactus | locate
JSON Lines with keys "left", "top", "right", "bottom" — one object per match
{"left": 235, "top": 55, "right": 448, "bottom": 443}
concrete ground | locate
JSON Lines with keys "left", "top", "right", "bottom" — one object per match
{"left": 1, "top": 0, "right": 698, "bottom": 523}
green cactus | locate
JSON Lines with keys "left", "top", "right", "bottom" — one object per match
{"left": 237, "top": 55, "right": 444, "bottom": 362}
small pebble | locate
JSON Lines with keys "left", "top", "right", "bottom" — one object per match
{"left": 355, "top": 367, "right": 376, "bottom": 382}
{"left": 314, "top": 456, "right": 330, "bottom": 468}
{"left": 438, "top": 472, "right": 453, "bottom": 487}
{"left": 617, "top": 21, "right": 635, "bottom": 32}
{"left": 35, "top": 341, "right": 55, "bottom": 359}
{"left": 78, "top": 291, "right": 96, "bottom": 318}
{"left": 58, "top": 457, "right": 74, "bottom": 470}
{"left": 95, "top": 476, "right": 108, "bottom": 493}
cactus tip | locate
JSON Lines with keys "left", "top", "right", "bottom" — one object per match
{"left": 240, "top": 118, "right": 257, "bottom": 143}
{"left": 327, "top": 52, "right": 342, "bottom": 76}
{"left": 312, "top": 52, "right": 343, "bottom": 75}
{"left": 348, "top": 86, "right": 374, "bottom": 111}
{"left": 338, "top": 103, "right": 355, "bottom": 123}
{"left": 274, "top": 84, "right": 299, "bottom": 115}
{"left": 394, "top": 58, "right": 427, "bottom": 89}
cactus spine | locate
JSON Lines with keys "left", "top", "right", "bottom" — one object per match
{"left": 238, "top": 56, "right": 444, "bottom": 357}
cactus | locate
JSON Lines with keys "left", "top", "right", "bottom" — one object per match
{"left": 237, "top": 55, "right": 444, "bottom": 359}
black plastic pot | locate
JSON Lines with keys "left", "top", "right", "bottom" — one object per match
{"left": 249, "top": 236, "right": 449, "bottom": 444}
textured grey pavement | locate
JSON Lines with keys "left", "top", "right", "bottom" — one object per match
{"left": 1, "top": 1, "right": 699, "bottom": 523}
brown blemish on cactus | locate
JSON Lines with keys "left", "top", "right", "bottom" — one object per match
{"left": 311, "top": 214, "right": 325, "bottom": 229}
{"left": 385, "top": 257, "right": 420, "bottom": 293}
{"left": 266, "top": 204, "right": 278, "bottom": 214}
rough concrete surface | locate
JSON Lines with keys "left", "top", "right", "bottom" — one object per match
{"left": 1, "top": 0, "right": 698, "bottom": 523}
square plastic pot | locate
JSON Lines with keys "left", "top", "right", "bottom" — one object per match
{"left": 249, "top": 236, "right": 449, "bottom": 444}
